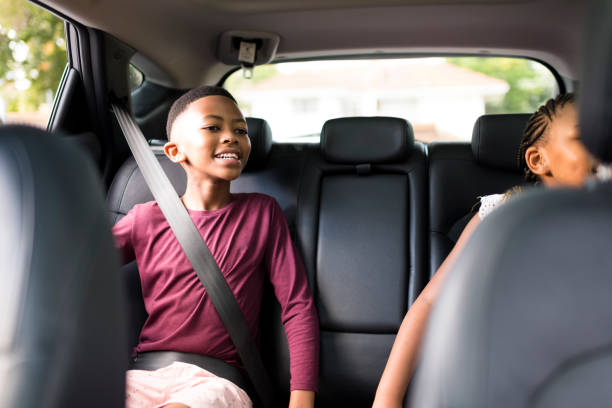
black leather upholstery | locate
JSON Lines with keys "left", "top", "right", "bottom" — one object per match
{"left": 471, "top": 113, "right": 531, "bottom": 170}
{"left": 0, "top": 126, "right": 127, "bottom": 407}
{"left": 321, "top": 116, "right": 414, "bottom": 163}
{"left": 244, "top": 117, "right": 273, "bottom": 171}
{"left": 580, "top": 0, "right": 612, "bottom": 162}
{"left": 412, "top": 184, "right": 612, "bottom": 408}
{"left": 107, "top": 151, "right": 187, "bottom": 225}
{"left": 428, "top": 114, "right": 528, "bottom": 277}
{"left": 297, "top": 117, "right": 427, "bottom": 407}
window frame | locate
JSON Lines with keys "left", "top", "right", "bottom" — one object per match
{"left": 219, "top": 53, "right": 566, "bottom": 93}
{"left": 220, "top": 54, "right": 567, "bottom": 144}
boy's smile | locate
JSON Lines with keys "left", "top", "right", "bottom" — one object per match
{"left": 214, "top": 147, "right": 242, "bottom": 165}
{"left": 164, "top": 95, "right": 251, "bottom": 184}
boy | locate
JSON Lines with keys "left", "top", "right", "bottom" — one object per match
{"left": 113, "top": 86, "right": 319, "bottom": 408}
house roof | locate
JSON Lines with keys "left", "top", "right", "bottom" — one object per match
{"left": 236, "top": 60, "right": 509, "bottom": 93}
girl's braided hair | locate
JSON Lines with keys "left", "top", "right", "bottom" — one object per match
{"left": 518, "top": 93, "right": 576, "bottom": 182}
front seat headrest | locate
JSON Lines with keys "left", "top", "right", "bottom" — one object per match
{"left": 321, "top": 116, "right": 414, "bottom": 164}
{"left": 471, "top": 113, "right": 531, "bottom": 171}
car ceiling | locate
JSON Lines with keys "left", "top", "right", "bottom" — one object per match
{"left": 40, "top": 0, "right": 587, "bottom": 88}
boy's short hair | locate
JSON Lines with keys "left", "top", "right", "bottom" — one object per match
{"left": 166, "top": 86, "right": 237, "bottom": 139}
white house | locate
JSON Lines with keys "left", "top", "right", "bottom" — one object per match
{"left": 232, "top": 59, "right": 509, "bottom": 143}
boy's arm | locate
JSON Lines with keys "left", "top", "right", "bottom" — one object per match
{"left": 289, "top": 390, "right": 315, "bottom": 408}
{"left": 111, "top": 209, "right": 137, "bottom": 265}
{"left": 264, "top": 199, "right": 319, "bottom": 404}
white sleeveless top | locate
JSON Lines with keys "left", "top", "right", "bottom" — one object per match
{"left": 478, "top": 193, "right": 507, "bottom": 220}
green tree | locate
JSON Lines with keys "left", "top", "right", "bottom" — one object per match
{"left": 447, "top": 57, "right": 555, "bottom": 114}
{"left": 0, "top": 0, "right": 67, "bottom": 112}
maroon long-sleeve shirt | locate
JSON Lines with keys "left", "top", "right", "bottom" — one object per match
{"left": 113, "top": 193, "right": 319, "bottom": 391}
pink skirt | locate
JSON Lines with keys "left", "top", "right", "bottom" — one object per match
{"left": 125, "top": 361, "right": 253, "bottom": 408}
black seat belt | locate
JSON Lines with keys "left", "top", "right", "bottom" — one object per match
{"left": 111, "top": 101, "right": 274, "bottom": 406}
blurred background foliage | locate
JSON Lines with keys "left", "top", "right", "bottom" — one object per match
{"left": 447, "top": 57, "right": 554, "bottom": 113}
{"left": 0, "top": 0, "right": 67, "bottom": 113}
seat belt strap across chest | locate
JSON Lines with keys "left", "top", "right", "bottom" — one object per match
{"left": 111, "top": 101, "right": 274, "bottom": 406}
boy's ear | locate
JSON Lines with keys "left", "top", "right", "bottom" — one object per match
{"left": 525, "top": 145, "right": 550, "bottom": 177}
{"left": 163, "top": 141, "right": 185, "bottom": 163}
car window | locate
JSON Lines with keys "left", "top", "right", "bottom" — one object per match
{"left": 0, "top": 0, "right": 67, "bottom": 128}
{"left": 128, "top": 64, "right": 144, "bottom": 92}
{"left": 224, "top": 57, "right": 558, "bottom": 143}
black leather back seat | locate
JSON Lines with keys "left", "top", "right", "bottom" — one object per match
{"left": 428, "top": 114, "right": 530, "bottom": 277}
{"left": 107, "top": 111, "right": 538, "bottom": 405}
{"left": 296, "top": 117, "right": 428, "bottom": 406}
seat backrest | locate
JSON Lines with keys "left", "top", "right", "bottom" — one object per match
{"left": 428, "top": 114, "right": 529, "bottom": 277}
{"left": 0, "top": 126, "right": 127, "bottom": 408}
{"left": 412, "top": 183, "right": 612, "bottom": 408}
{"left": 297, "top": 117, "right": 428, "bottom": 407}
{"left": 580, "top": 0, "right": 612, "bottom": 163}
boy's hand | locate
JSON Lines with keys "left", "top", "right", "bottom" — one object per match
{"left": 288, "top": 390, "right": 315, "bottom": 408}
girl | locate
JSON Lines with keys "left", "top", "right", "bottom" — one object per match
{"left": 113, "top": 86, "right": 318, "bottom": 408}
{"left": 372, "top": 93, "right": 598, "bottom": 408}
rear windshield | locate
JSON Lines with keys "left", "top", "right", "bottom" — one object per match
{"left": 224, "top": 57, "right": 558, "bottom": 143}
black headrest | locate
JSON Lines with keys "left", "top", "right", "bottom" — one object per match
{"left": 244, "top": 117, "right": 272, "bottom": 171}
{"left": 471, "top": 114, "right": 531, "bottom": 171}
{"left": 321, "top": 117, "right": 414, "bottom": 164}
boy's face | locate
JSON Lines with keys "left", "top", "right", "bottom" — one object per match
{"left": 165, "top": 95, "right": 251, "bottom": 183}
